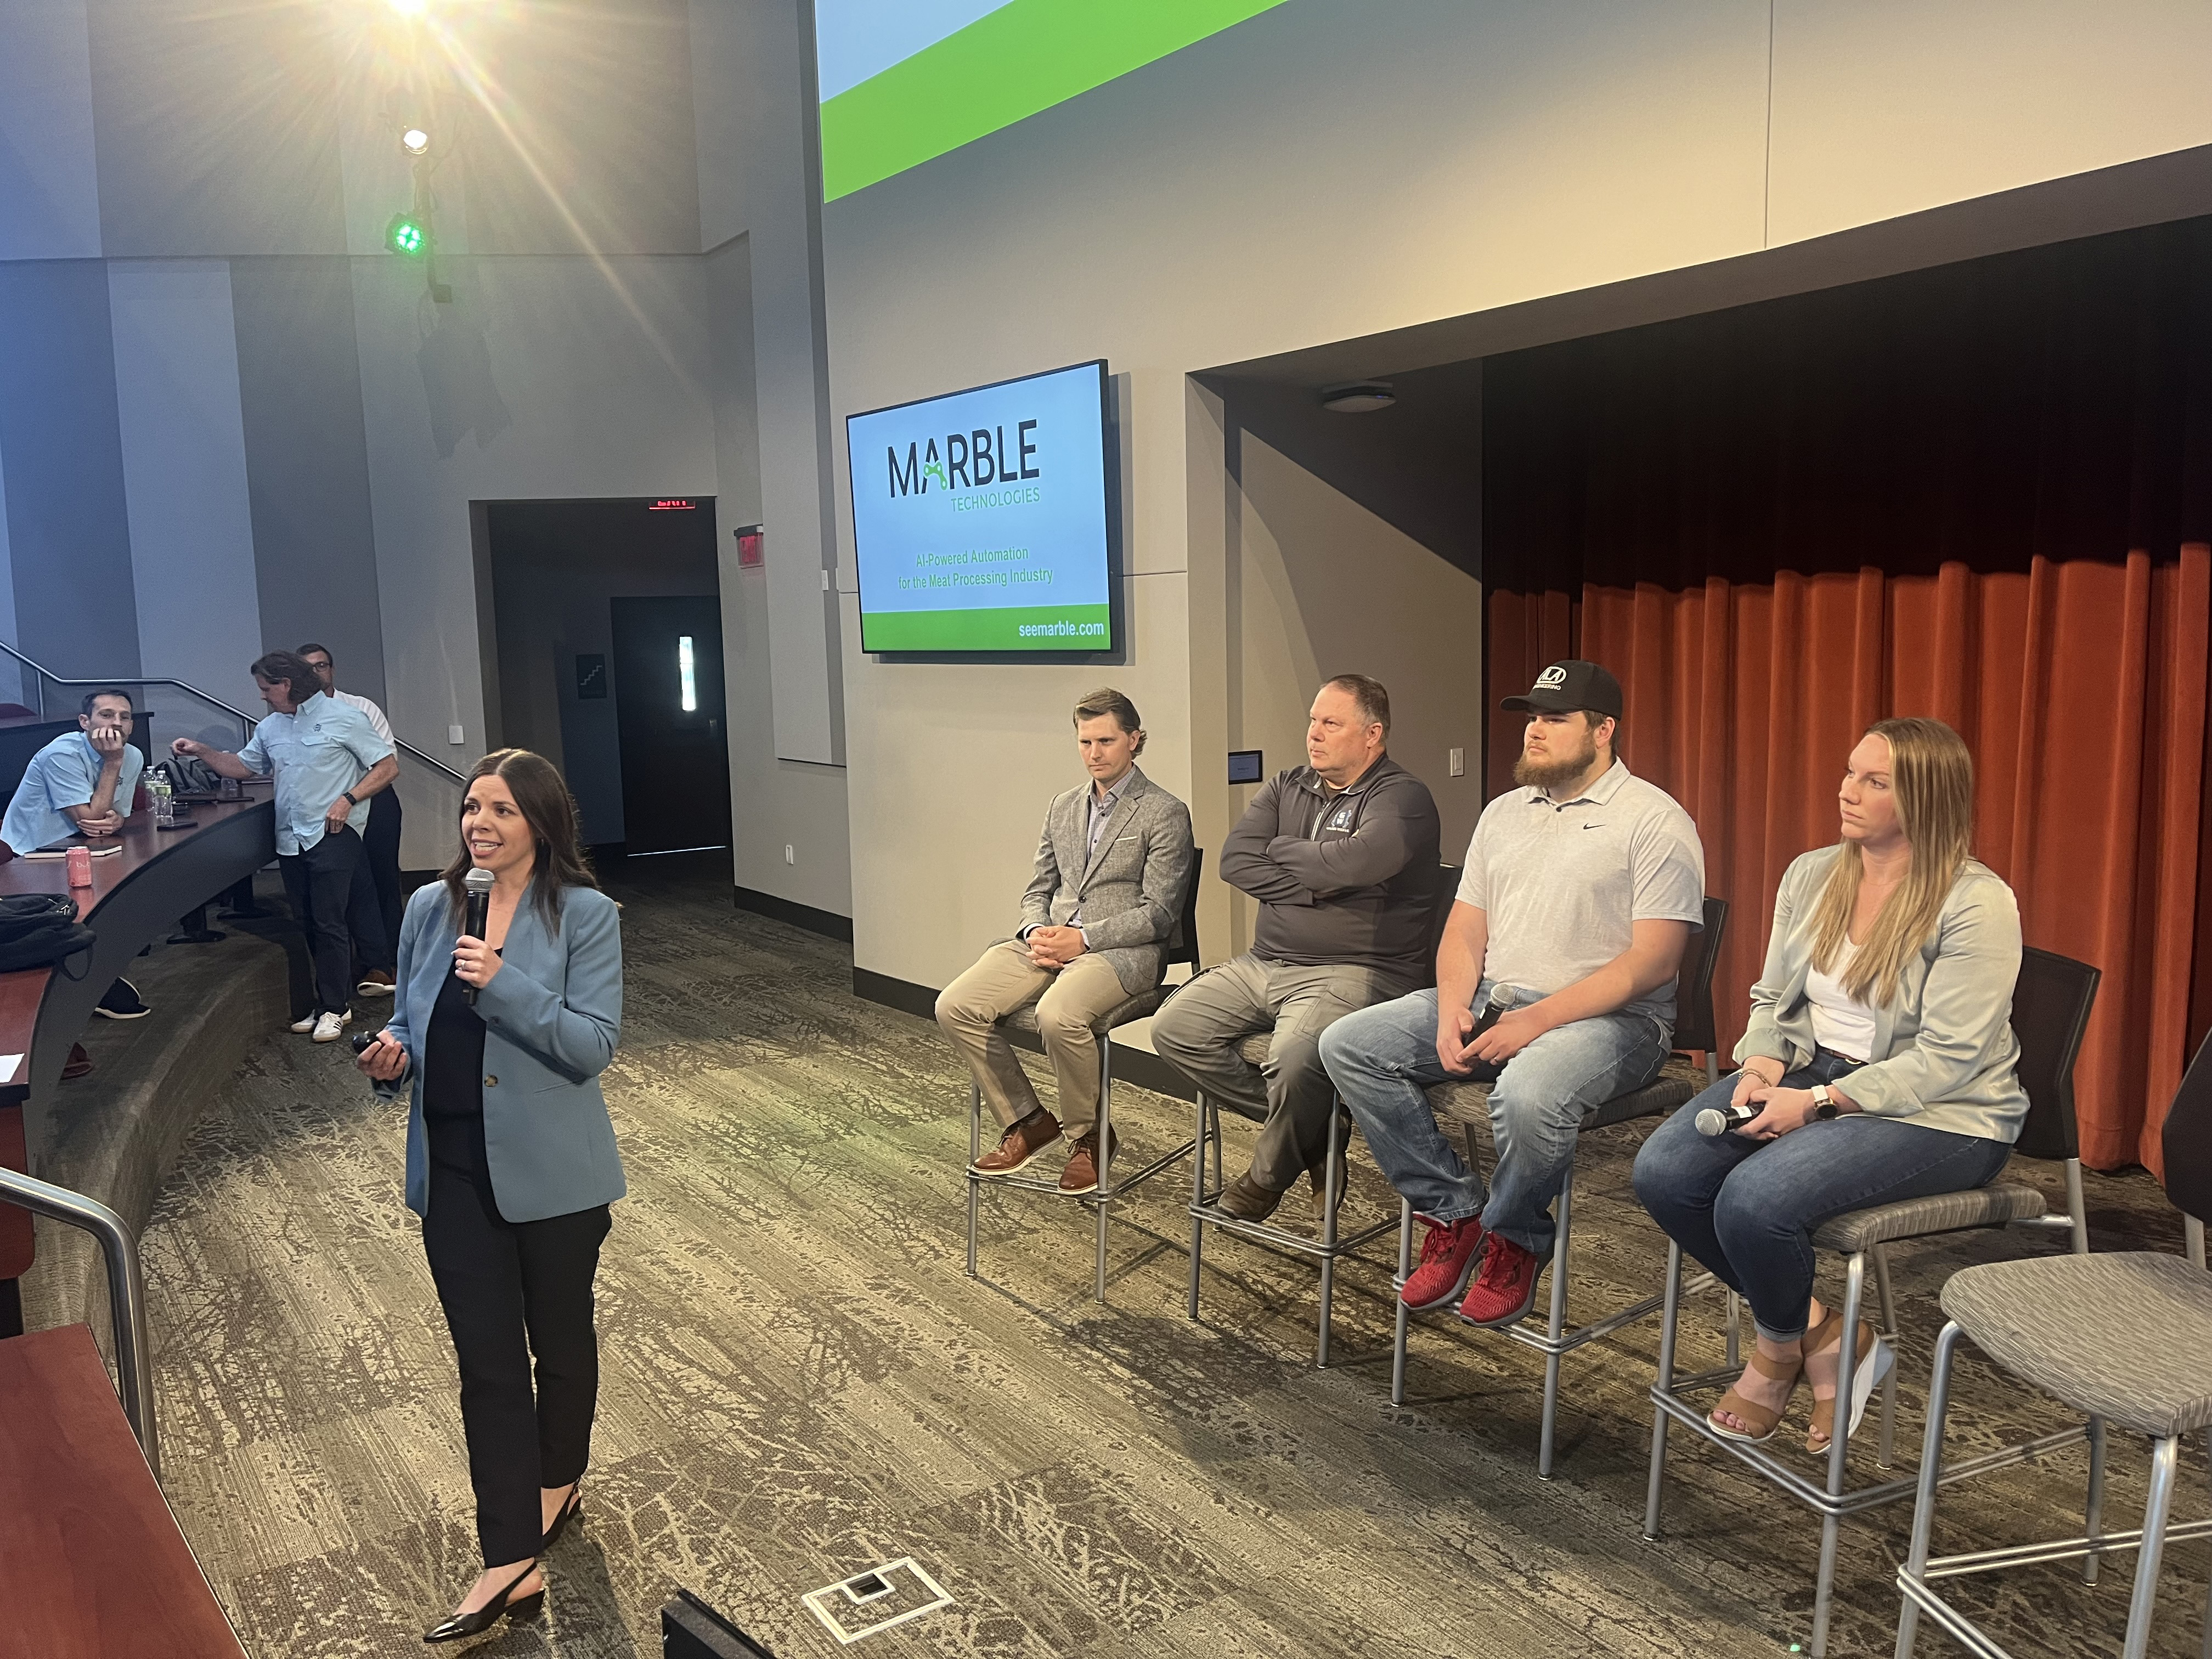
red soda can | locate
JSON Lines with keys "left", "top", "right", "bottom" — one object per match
{"left": 66, "top": 846, "right": 94, "bottom": 888}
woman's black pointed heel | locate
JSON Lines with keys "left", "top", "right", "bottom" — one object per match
{"left": 422, "top": 1559, "right": 544, "bottom": 1643}
{"left": 543, "top": 1483, "right": 583, "bottom": 1551}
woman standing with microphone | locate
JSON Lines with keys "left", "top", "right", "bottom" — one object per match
{"left": 357, "top": 749, "right": 625, "bottom": 1641}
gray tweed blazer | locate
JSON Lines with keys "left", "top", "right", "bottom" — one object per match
{"left": 1016, "top": 765, "right": 1195, "bottom": 996}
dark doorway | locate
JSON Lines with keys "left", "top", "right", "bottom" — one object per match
{"left": 477, "top": 497, "right": 725, "bottom": 856}
{"left": 611, "top": 596, "right": 731, "bottom": 855}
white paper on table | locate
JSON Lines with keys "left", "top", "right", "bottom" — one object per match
{"left": 0, "top": 1054, "right": 20, "bottom": 1084}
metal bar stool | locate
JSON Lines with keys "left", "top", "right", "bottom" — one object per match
{"left": 964, "top": 851, "right": 1203, "bottom": 1302}
{"left": 1643, "top": 945, "right": 2102, "bottom": 1659}
{"left": 1893, "top": 1023, "right": 2212, "bottom": 1659}
{"left": 1186, "top": 864, "right": 1461, "bottom": 1365}
{"left": 1391, "top": 895, "right": 1729, "bottom": 1478}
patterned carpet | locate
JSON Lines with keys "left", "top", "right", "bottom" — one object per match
{"left": 140, "top": 851, "right": 2210, "bottom": 1657}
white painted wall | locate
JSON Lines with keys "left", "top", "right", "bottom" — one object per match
{"left": 349, "top": 252, "right": 719, "bottom": 865}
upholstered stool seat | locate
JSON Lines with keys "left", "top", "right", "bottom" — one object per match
{"left": 1938, "top": 1252, "right": 2212, "bottom": 1440}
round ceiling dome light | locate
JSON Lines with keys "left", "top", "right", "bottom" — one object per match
{"left": 401, "top": 127, "right": 431, "bottom": 156}
{"left": 1321, "top": 381, "right": 1395, "bottom": 414}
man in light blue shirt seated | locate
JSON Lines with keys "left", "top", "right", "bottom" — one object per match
{"left": 174, "top": 651, "right": 397, "bottom": 1042}
{"left": 0, "top": 687, "right": 154, "bottom": 1020}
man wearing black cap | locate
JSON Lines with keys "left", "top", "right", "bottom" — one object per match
{"left": 1321, "top": 660, "right": 1705, "bottom": 1329}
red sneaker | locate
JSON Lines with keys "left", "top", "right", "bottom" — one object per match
{"left": 1400, "top": 1215, "right": 1486, "bottom": 1310}
{"left": 1458, "top": 1233, "right": 1544, "bottom": 1328}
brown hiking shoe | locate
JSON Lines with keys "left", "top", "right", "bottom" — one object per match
{"left": 1216, "top": 1172, "right": 1287, "bottom": 1222}
{"left": 1058, "top": 1127, "right": 1120, "bottom": 1195}
{"left": 970, "top": 1109, "right": 1060, "bottom": 1176}
{"left": 1307, "top": 1136, "right": 1350, "bottom": 1206}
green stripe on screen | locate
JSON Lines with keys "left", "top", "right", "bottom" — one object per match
{"left": 861, "top": 603, "right": 1113, "bottom": 652}
{"left": 820, "top": 0, "right": 1292, "bottom": 201}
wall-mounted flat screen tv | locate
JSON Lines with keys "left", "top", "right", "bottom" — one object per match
{"left": 848, "top": 359, "right": 1115, "bottom": 655}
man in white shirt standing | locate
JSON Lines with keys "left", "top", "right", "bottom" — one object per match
{"left": 300, "top": 644, "right": 401, "bottom": 1000}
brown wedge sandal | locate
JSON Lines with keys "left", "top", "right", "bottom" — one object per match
{"left": 1707, "top": 1347, "right": 1805, "bottom": 1444}
{"left": 1804, "top": 1311, "right": 1891, "bottom": 1454}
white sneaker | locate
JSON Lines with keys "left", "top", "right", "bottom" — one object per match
{"left": 289, "top": 1013, "right": 318, "bottom": 1034}
{"left": 312, "top": 1009, "right": 354, "bottom": 1043}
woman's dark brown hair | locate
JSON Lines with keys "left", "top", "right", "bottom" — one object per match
{"left": 439, "top": 749, "right": 599, "bottom": 928}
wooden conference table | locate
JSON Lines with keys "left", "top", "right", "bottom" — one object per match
{"left": 0, "top": 789, "right": 275, "bottom": 1325}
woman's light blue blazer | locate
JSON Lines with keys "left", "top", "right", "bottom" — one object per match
{"left": 380, "top": 878, "right": 627, "bottom": 1224}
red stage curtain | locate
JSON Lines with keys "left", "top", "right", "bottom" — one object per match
{"left": 1489, "top": 548, "right": 2210, "bottom": 1175}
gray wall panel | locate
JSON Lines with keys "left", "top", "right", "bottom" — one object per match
{"left": 110, "top": 259, "right": 269, "bottom": 733}
{"left": 229, "top": 255, "right": 386, "bottom": 704}
{"left": 0, "top": 0, "right": 103, "bottom": 261}
{"left": 87, "top": 0, "right": 347, "bottom": 256}
{"left": 0, "top": 259, "right": 140, "bottom": 679}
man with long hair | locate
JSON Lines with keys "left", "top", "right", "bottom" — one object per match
{"left": 1323, "top": 660, "right": 1706, "bottom": 1328}
{"left": 174, "top": 650, "right": 397, "bottom": 1042}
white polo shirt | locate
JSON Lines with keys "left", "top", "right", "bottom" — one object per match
{"left": 331, "top": 688, "right": 392, "bottom": 746}
{"left": 1457, "top": 759, "right": 1706, "bottom": 1028}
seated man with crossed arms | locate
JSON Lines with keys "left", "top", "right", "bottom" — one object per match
{"left": 938, "top": 688, "right": 1194, "bottom": 1198}
{"left": 1150, "top": 674, "right": 1441, "bottom": 1221}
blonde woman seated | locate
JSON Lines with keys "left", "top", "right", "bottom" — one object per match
{"left": 1633, "top": 718, "right": 2026, "bottom": 1451}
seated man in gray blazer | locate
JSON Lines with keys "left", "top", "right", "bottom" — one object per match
{"left": 938, "top": 687, "right": 1195, "bottom": 1197}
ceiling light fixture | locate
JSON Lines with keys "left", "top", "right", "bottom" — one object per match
{"left": 400, "top": 127, "right": 431, "bottom": 156}
{"left": 1321, "top": 381, "right": 1396, "bottom": 414}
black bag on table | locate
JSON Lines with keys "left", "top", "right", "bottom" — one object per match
{"left": 0, "top": 893, "right": 97, "bottom": 976}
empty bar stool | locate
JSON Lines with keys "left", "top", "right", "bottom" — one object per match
{"left": 1894, "top": 1024, "right": 2212, "bottom": 1659}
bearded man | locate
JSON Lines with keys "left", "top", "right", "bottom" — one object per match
{"left": 1318, "top": 661, "right": 1707, "bottom": 1329}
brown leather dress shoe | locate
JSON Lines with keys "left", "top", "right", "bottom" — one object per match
{"left": 1057, "top": 1127, "right": 1120, "bottom": 1195}
{"left": 1216, "top": 1172, "right": 1287, "bottom": 1221}
{"left": 970, "top": 1109, "right": 1060, "bottom": 1176}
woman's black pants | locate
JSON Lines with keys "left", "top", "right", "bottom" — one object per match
{"left": 422, "top": 1152, "right": 611, "bottom": 1567}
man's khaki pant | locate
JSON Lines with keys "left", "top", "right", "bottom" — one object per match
{"left": 935, "top": 940, "right": 1132, "bottom": 1138}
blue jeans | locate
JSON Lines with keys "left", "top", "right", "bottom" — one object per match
{"left": 1632, "top": 1055, "right": 2015, "bottom": 1340}
{"left": 1319, "top": 982, "right": 1669, "bottom": 1256}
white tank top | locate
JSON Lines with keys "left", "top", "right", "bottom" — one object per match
{"left": 1805, "top": 938, "right": 1880, "bottom": 1062}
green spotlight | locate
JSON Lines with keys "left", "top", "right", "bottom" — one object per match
{"left": 385, "top": 212, "right": 428, "bottom": 257}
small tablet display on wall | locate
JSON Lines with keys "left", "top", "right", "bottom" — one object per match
{"left": 847, "top": 360, "right": 1115, "bottom": 654}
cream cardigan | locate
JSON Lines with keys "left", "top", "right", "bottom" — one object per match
{"left": 1734, "top": 846, "right": 2029, "bottom": 1143}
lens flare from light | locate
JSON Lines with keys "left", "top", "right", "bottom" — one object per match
{"left": 401, "top": 127, "right": 430, "bottom": 155}
{"left": 679, "top": 637, "right": 697, "bottom": 712}
{"left": 386, "top": 0, "right": 428, "bottom": 16}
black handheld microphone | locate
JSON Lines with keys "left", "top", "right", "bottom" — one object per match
{"left": 462, "top": 866, "right": 495, "bottom": 1005}
{"left": 1695, "top": 1100, "right": 1760, "bottom": 1137}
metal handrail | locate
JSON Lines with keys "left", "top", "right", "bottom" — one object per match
{"left": 0, "top": 1166, "right": 159, "bottom": 1475}
{"left": 0, "top": 637, "right": 467, "bottom": 783}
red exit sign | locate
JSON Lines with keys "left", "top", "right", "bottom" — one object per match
{"left": 649, "top": 498, "right": 697, "bottom": 511}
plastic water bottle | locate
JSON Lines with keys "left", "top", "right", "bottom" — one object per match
{"left": 151, "top": 771, "right": 173, "bottom": 827}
